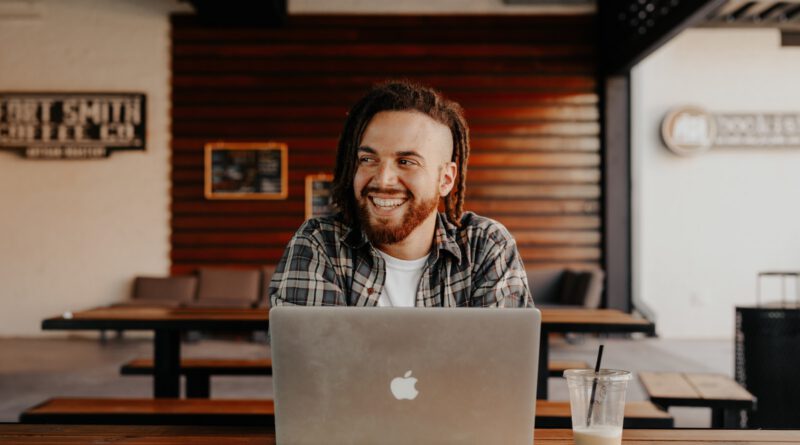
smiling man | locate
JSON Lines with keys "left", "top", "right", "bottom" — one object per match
{"left": 269, "top": 81, "right": 532, "bottom": 308}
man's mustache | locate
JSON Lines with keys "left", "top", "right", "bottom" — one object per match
{"left": 360, "top": 186, "right": 412, "bottom": 199}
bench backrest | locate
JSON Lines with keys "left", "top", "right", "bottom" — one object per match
{"left": 195, "top": 267, "right": 262, "bottom": 307}
{"left": 526, "top": 268, "right": 604, "bottom": 308}
{"left": 132, "top": 276, "right": 198, "bottom": 305}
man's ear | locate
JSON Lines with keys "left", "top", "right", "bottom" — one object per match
{"left": 439, "top": 162, "right": 457, "bottom": 197}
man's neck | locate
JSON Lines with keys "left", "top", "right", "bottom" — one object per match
{"left": 375, "top": 211, "right": 438, "bottom": 260}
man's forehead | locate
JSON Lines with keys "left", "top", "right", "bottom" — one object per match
{"left": 359, "top": 110, "right": 453, "bottom": 161}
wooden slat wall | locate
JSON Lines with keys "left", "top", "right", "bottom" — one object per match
{"left": 170, "top": 14, "right": 599, "bottom": 275}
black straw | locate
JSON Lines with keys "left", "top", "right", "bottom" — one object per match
{"left": 585, "top": 344, "right": 605, "bottom": 428}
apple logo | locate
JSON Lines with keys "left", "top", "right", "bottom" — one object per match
{"left": 390, "top": 370, "right": 419, "bottom": 400}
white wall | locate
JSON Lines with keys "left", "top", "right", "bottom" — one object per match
{"left": 0, "top": 0, "right": 191, "bottom": 336}
{"left": 632, "top": 29, "right": 800, "bottom": 339}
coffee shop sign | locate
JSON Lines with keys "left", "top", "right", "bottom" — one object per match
{"left": 0, "top": 93, "right": 146, "bottom": 159}
{"left": 661, "top": 106, "right": 800, "bottom": 156}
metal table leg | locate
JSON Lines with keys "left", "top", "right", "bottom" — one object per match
{"left": 154, "top": 329, "right": 181, "bottom": 398}
{"left": 712, "top": 407, "right": 745, "bottom": 428}
{"left": 186, "top": 373, "right": 211, "bottom": 398}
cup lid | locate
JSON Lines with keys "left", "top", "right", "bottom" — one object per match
{"left": 563, "top": 368, "right": 631, "bottom": 382}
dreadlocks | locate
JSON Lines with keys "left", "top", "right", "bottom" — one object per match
{"left": 331, "top": 80, "right": 470, "bottom": 228}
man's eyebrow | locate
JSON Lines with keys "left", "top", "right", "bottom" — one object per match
{"left": 357, "top": 147, "right": 424, "bottom": 160}
{"left": 395, "top": 150, "right": 424, "bottom": 159}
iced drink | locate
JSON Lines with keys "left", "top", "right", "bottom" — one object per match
{"left": 572, "top": 425, "right": 622, "bottom": 445}
{"left": 564, "top": 369, "right": 631, "bottom": 445}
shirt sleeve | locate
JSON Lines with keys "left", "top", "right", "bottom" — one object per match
{"left": 269, "top": 232, "right": 346, "bottom": 306}
{"left": 469, "top": 240, "right": 533, "bottom": 308}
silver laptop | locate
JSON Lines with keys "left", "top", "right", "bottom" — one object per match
{"left": 270, "top": 307, "right": 541, "bottom": 445}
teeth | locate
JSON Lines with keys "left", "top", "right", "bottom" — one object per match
{"left": 371, "top": 197, "right": 405, "bottom": 208}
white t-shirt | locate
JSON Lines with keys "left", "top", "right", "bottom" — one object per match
{"left": 375, "top": 249, "right": 429, "bottom": 307}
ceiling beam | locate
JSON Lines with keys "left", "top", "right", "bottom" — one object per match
{"left": 701, "top": 1, "right": 800, "bottom": 29}
{"left": 599, "top": 0, "right": 728, "bottom": 75}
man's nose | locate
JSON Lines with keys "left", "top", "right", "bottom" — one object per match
{"left": 374, "top": 161, "right": 399, "bottom": 187}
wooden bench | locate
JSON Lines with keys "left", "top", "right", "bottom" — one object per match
{"left": 547, "top": 360, "right": 589, "bottom": 377}
{"left": 639, "top": 372, "right": 757, "bottom": 428}
{"left": 120, "top": 358, "right": 272, "bottom": 398}
{"left": 121, "top": 357, "right": 583, "bottom": 397}
{"left": 536, "top": 400, "right": 672, "bottom": 428}
{"left": 20, "top": 398, "right": 671, "bottom": 429}
{"left": 20, "top": 398, "right": 275, "bottom": 426}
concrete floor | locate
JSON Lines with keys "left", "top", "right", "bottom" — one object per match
{"left": 0, "top": 334, "right": 733, "bottom": 427}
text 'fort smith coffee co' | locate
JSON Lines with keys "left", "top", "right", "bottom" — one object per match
{"left": 0, "top": 93, "right": 146, "bottom": 159}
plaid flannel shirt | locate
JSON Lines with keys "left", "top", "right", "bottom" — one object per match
{"left": 269, "top": 211, "right": 533, "bottom": 308}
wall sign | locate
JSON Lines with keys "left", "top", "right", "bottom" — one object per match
{"left": 305, "top": 173, "right": 336, "bottom": 219}
{"left": 204, "top": 142, "right": 288, "bottom": 200}
{"left": 662, "top": 106, "right": 800, "bottom": 156}
{"left": 0, "top": 92, "right": 146, "bottom": 159}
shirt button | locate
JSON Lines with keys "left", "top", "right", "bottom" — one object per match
{"left": 367, "top": 288, "right": 374, "bottom": 294}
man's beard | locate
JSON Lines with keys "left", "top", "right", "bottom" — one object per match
{"left": 357, "top": 187, "right": 439, "bottom": 245}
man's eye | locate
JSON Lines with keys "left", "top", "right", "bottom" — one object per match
{"left": 399, "top": 159, "right": 416, "bottom": 166}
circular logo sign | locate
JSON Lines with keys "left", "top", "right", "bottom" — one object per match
{"left": 661, "top": 107, "right": 716, "bottom": 156}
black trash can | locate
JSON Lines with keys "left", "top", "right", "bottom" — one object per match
{"left": 736, "top": 305, "right": 800, "bottom": 428}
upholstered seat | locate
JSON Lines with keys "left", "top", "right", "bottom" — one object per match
{"left": 185, "top": 267, "right": 262, "bottom": 309}
{"left": 526, "top": 268, "right": 604, "bottom": 308}
{"left": 119, "top": 276, "right": 198, "bottom": 308}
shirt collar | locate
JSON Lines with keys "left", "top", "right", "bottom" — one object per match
{"left": 341, "top": 212, "right": 463, "bottom": 265}
{"left": 432, "top": 212, "right": 463, "bottom": 265}
{"left": 342, "top": 218, "right": 369, "bottom": 250}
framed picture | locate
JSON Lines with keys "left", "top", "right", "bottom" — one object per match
{"left": 305, "top": 173, "right": 337, "bottom": 219}
{"left": 204, "top": 142, "right": 288, "bottom": 200}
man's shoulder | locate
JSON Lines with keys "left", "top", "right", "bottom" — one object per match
{"left": 456, "top": 211, "right": 515, "bottom": 246}
{"left": 298, "top": 213, "right": 346, "bottom": 234}
{"left": 295, "top": 213, "right": 350, "bottom": 245}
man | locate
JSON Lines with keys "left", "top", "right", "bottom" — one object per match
{"left": 270, "top": 81, "right": 532, "bottom": 307}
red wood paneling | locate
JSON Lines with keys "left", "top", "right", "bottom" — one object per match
{"left": 170, "top": 14, "right": 599, "bottom": 273}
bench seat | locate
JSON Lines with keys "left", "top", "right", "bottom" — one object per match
{"left": 547, "top": 360, "right": 589, "bottom": 377}
{"left": 120, "top": 358, "right": 272, "bottom": 398}
{"left": 535, "top": 401, "right": 672, "bottom": 429}
{"left": 21, "top": 398, "right": 671, "bottom": 428}
{"left": 122, "top": 358, "right": 273, "bottom": 375}
{"left": 20, "top": 398, "right": 275, "bottom": 426}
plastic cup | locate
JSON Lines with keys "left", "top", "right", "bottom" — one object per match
{"left": 564, "top": 369, "right": 631, "bottom": 445}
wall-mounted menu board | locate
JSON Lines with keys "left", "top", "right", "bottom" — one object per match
{"left": 204, "top": 142, "right": 288, "bottom": 200}
{"left": 305, "top": 173, "right": 336, "bottom": 219}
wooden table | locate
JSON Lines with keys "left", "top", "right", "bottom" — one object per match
{"left": 42, "top": 306, "right": 269, "bottom": 398}
{"left": 20, "top": 397, "right": 672, "bottom": 429}
{"left": 537, "top": 308, "right": 655, "bottom": 399}
{"left": 1, "top": 425, "right": 798, "bottom": 444}
{"left": 639, "top": 372, "right": 757, "bottom": 428}
{"left": 42, "top": 306, "right": 653, "bottom": 400}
